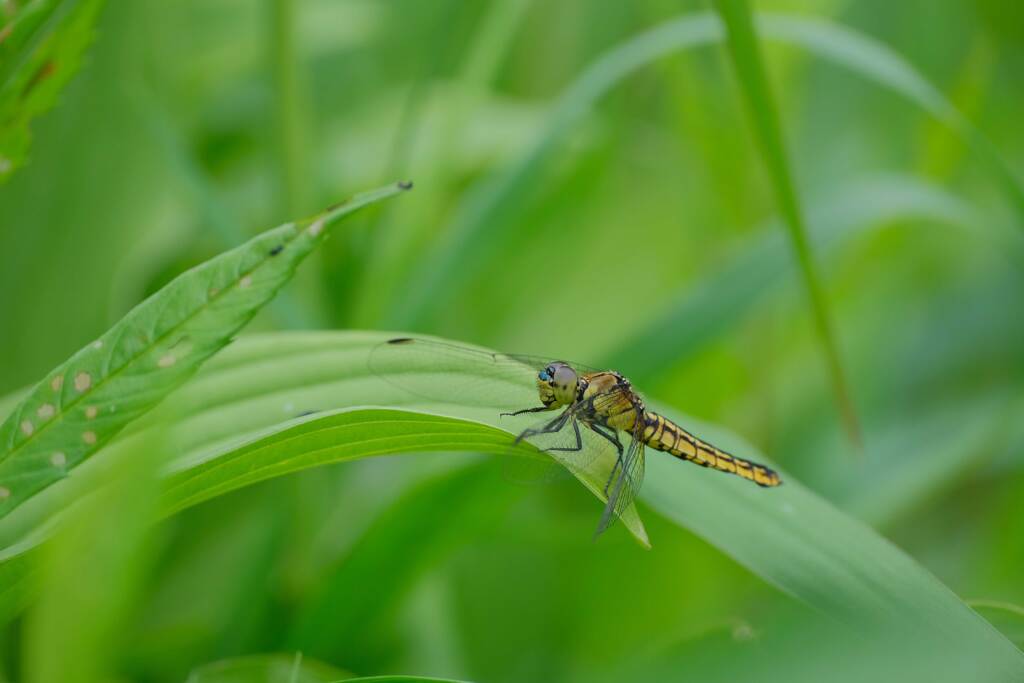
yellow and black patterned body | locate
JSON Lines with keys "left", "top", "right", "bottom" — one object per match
{"left": 573, "top": 371, "right": 780, "bottom": 488}
{"left": 576, "top": 371, "right": 644, "bottom": 433}
{"left": 640, "top": 412, "right": 781, "bottom": 487}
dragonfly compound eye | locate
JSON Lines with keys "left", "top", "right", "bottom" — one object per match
{"left": 551, "top": 364, "right": 578, "bottom": 403}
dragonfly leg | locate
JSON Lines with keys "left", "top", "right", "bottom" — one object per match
{"left": 501, "top": 405, "right": 551, "bottom": 418}
{"left": 603, "top": 458, "right": 623, "bottom": 496}
{"left": 589, "top": 423, "right": 624, "bottom": 458}
{"left": 589, "top": 423, "right": 624, "bottom": 495}
{"left": 513, "top": 408, "right": 570, "bottom": 445}
{"left": 545, "top": 419, "right": 582, "bottom": 453}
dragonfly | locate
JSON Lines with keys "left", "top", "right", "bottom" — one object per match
{"left": 370, "top": 337, "right": 781, "bottom": 537}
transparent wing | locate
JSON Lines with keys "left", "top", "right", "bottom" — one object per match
{"left": 370, "top": 337, "right": 606, "bottom": 480}
{"left": 503, "top": 411, "right": 603, "bottom": 485}
{"left": 594, "top": 419, "right": 646, "bottom": 537}
{"left": 368, "top": 336, "right": 600, "bottom": 410}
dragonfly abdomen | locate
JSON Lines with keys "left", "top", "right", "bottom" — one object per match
{"left": 642, "top": 412, "right": 781, "bottom": 487}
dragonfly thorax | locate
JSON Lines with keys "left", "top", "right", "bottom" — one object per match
{"left": 537, "top": 361, "right": 579, "bottom": 407}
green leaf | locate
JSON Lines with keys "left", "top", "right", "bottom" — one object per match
{"left": 1, "top": 331, "right": 1018, "bottom": 673}
{"left": 159, "top": 332, "right": 1024, "bottom": 671}
{"left": 157, "top": 408, "right": 648, "bottom": 547}
{"left": 185, "top": 653, "right": 351, "bottom": 683}
{"left": 711, "top": 0, "right": 859, "bottom": 445}
{"left": 0, "top": 0, "right": 107, "bottom": 180}
{"left": 0, "top": 182, "right": 409, "bottom": 520}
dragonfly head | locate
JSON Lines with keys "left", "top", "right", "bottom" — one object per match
{"left": 537, "top": 362, "right": 578, "bottom": 407}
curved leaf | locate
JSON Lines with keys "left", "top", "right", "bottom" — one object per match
{"left": 0, "top": 182, "right": 409, "bottom": 519}
{"left": 157, "top": 408, "right": 648, "bottom": 546}
{"left": 1, "top": 331, "right": 1018, "bottom": 673}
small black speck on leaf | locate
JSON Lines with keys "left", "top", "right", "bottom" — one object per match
{"left": 387, "top": 337, "right": 414, "bottom": 344}
{"left": 398, "top": 180, "right": 413, "bottom": 190}
{"left": 269, "top": 245, "right": 284, "bottom": 256}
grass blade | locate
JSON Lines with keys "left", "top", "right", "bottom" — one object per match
{"left": 711, "top": 0, "right": 859, "bottom": 445}
{"left": 0, "top": 0, "right": 107, "bottom": 181}
{"left": 0, "top": 182, "right": 410, "bottom": 520}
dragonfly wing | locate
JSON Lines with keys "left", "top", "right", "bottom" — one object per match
{"left": 594, "top": 419, "right": 646, "bottom": 537}
{"left": 372, "top": 337, "right": 605, "bottom": 477}
{"left": 505, "top": 411, "right": 583, "bottom": 484}
{"left": 368, "top": 336, "right": 599, "bottom": 410}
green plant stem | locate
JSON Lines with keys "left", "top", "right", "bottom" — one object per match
{"left": 710, "top": 0, "right": 862, "bottom": 448}
{"left": 270, "top": 0, "right": 310, "bottom": 218}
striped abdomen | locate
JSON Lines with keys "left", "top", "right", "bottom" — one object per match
{"left": 642, "top": 412, "right": 781, "bottom": 487}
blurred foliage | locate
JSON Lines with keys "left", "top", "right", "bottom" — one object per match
{"left": 1, "top": 0, "right": 1023, "bottom": 681}
{"left": 0, "top": 0, "right": 107, "bottom": 181}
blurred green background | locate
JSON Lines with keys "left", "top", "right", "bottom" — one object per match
{"left": 2, "top": 0, "right": 1023, "bottom": 681}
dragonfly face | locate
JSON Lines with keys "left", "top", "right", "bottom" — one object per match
{"left": 537, "top": 362, "right": 578, "bottom": 408}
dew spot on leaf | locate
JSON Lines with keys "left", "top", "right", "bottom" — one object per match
{"left": 51, "top": 376, "right": 63, "bottom": 391}
{"left": 50, "top": 452, "right": 66, "bottom": 467}
{"left": 82, "top": 431, "right": 96, "bottom": 445}
{"left": 36, "top": 403, "right": 55, "bottom": 420}
{"left": 19, "top": 420, "right": 33, "bottom": 436}
{"left": 85, "top": 406, "right": 98, "bottom": 419}
{"left": 239, "top": 275, "right": 253, "bottom": 289}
